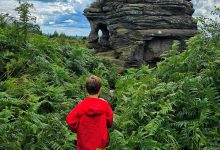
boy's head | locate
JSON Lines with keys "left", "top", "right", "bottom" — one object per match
{"left": 86, "top": 75, "right": 102, "bottom": 95}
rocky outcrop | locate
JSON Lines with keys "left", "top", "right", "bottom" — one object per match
{"left": 84, "top": 0, "right": 197, "bottom": 68}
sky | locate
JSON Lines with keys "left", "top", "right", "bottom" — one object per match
{"left": 0, "top": 0, "right": 219, "bottom": 36}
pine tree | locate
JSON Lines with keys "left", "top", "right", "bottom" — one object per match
{"left": 15, "top": 0, "right": 35, "bottom": 46}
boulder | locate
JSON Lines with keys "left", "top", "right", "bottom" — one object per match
{"left": 84, "top": 0, "right": 197, "bottom": 68}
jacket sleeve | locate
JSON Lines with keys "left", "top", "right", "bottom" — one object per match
{"left": 66, "top": 102, "right": 83, "bottom": 133}
{"left": 106, "top": 102, "right": 113, "bottom": 128}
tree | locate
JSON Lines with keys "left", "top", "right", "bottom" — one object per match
{"left": 15, "top": 0, "right": 36, "bottom": 45}
{"left": 0, "top": 13, "right": 10, "bottom": 28}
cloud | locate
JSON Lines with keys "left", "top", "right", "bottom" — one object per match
{"left": 31, "top": 0, "right": 77, "bottom": 25}
{"left": 0, "top": 0, "right": 19, "bottom": 16}
{"left": 0, "top": 0, "right": 219, "bottom": 36}
{"left": 63, "top": 19, "right": 75, "bottom": 23}
{"left": 193, "top": 0, "right": 220, "bottom": 18}
{"left": 49, "top": 21, "right": 55, "bottom": 25}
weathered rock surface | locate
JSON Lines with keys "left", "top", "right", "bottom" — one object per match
{"left": 84, "top": 0, "right": 197, "bottom": 68}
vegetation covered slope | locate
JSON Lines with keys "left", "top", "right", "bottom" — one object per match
{"left": 0, "top": 3, "right": 118, "bottom": 149}
{"left": 0, "top": 2, "right": 219, "bottom": 150}
{"left": 110, "top": 9, "right": 220, "bottom": 150}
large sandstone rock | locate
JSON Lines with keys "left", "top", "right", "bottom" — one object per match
{"left": 84, "top": 0, "right": 197, "bottom": 68}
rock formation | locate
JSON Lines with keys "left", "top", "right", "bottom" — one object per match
{"left": 84, "top": 0, "right": 197, "bottom": 68}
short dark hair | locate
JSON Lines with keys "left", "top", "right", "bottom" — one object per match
{"left": 85, "top": 75, "right": 102, "bottom": 95}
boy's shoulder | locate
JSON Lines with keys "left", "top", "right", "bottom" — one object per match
{"left": 99, "top": 98, "right": 107, "bottom": 102}
{"left": 99, "top": 98, "right": 111, "bottom": 108}
{"left": 82, "top": 97, "right": 109, "bottom": 105}
{"left": 99, "top": 98, "right": 110, "bottom": 104}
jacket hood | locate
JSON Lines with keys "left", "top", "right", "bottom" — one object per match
{"left": 85, "top": 98, "right": 106, "bottom": 116}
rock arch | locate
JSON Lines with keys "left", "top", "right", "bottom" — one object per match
{"left": 88, "top": 22, "right": 110, "bottom": 51}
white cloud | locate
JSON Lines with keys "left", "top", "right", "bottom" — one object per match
{"left": 31, "top": 1, "right": 77, "bottom": 25}
{"left": 193, "top": 0, "right": 220, "bottom": 16}
{"left": 0, "top": 0, "right": 19, "bottom": 16}
{"left": 49, "top": 21, "right": 55, "bottom": 25}
{"left": 75, "top": 0, "right": 83, "bottom": 4}
{"left": 63, "top": 19, "right": 75, "bottom": 24}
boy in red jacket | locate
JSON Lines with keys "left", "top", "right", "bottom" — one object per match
{"left": 66, "top": 75, "right": 113, "bottom": 150}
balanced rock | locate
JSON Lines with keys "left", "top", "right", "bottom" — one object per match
{"left": 84, "top": 0, "right": 197, "bottom": 68}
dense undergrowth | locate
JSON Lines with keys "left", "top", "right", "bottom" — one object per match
{"left": 0, "top": 3, "right": 118, "bottom": 149}
{"left": 110, "top": 9, "right": 220, "bottom": 150}
{"left": 0, "top": 2, "right": 220, "bottom": 150}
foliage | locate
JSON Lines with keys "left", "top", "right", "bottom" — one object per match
{"left": 196, "top": 6, "right": 220, "bottom": 37}
{"left": 110, "top": 8, "right": 220, "bottom": 150}
{"left": 0, "top": 3, "right": 220, "bottom": 150}
{"left": 0, "top": 33, "right": 119, "bottom": 149}
{"left": 15, "top": 0, "right": 40, "bottom": 46}
{"left": 0, "top": 3, "right": 119, "bottom": 149}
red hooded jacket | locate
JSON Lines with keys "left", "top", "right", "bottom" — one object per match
{"left": 66, "top": 97, "right": 113, "bottom": 150}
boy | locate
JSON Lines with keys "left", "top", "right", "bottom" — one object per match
{"left": 66, "top": 75, "right": 113, "bottom": 150}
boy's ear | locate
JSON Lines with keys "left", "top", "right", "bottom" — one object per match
{"left": 99, "top": 87, "right": 103, "bottom": 94}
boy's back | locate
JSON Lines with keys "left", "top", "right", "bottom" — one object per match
{"left": 66, "top": 75, "right": 113, "bottom": 150}
{"left": 66, "top": 97, "right": 113, "bottom": 150}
